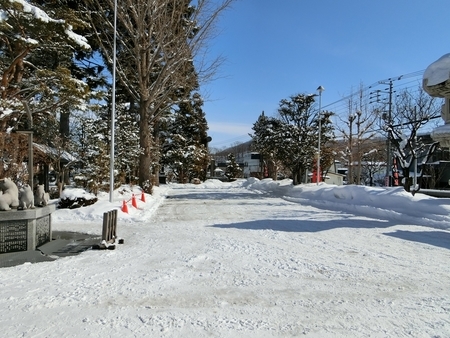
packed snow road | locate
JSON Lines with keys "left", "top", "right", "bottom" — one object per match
{"left": 139, "top": 184, "right": 450, "bottom": 337}
{"left": 0, "top": 180, "right": 449, "bottom": 337}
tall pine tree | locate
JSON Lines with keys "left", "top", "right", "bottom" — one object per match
{"left": 162, "top": 93, "right": 209, "bottom": 182}
{"left": 252, "top": 94, "right": 334, "bottom": 185}
{"left": 0, "top": 0, "right": 92, "bottom": 184}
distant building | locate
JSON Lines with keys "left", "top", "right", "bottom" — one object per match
{"left": 210, "top": 136, "right": 450, "bottom": 189}
{"left": 243, "top": 152, "right": 262, "bottom": 178}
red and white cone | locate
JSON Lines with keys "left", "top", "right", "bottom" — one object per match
{"left": 141, "top": 191, "right": 146, "bottom": 203}
{"left": 132, "top": 194, "right": 138, "bottom": 208}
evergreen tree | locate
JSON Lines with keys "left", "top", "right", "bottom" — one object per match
{"left": 162, "top": 93, "right": 209, "bottom": 182}
{"left": 0, "top": 0, "right": 93, "bottom": 185}
{"left": 71, "top": 87, "right": 141, "bottom": 191}
{"left": 225, "top": 153, "right": 241, "bottom": 180}
{"left": 114, "top": 101, "right": 141, "bottom": 185}
{"left": 72, "top": 114, "right": 109, "bottom": 194}
{"left": 0, "top": 0, "right": 91, "bottom": 128}
{"left": 251, "top": 94, "right": 334, "bottom": 185}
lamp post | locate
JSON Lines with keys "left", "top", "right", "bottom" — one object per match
{"left": 109, "top": 0, "right": 117, "bottom": 203}
{"left": 316, "top": 86, "right": 324, "bottom": 185}
{"left": 347, "top": 113, "right": 356, "bottom": 184}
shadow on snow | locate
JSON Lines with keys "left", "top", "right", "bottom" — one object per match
{"left": 166, "top": 191, "right": 269, "bottom": 201}
{"left": 211, "top": 217, "right": 392, "bottom": 232}
{"left": 167, "top": 188, "right": 450, "bottom": 251}
{"left": 383, "top": 230, "right": 450, "bottom": 250}
{"left": 212, "top": 219, "right": 450, "bottom": 251}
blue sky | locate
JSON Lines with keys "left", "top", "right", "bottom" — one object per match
{"left": 201, "top": 0, "right": 450, "bottom": 149}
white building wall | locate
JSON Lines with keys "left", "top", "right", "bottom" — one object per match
{"left": 243, "top": 152, "right": 262, "bottom": 178}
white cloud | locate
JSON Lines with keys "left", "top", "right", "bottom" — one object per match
{"left": 208, "top": 121, "right": 252, "bottom": 135}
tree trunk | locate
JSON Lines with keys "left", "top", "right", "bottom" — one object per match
{"left": 267, "top": 159, "right": 276, "bottom": 180}
{"left": 298, "top": 167, "right": 305, "bottom": 184}
{"left": 60, "top": 111, "right": 70, "bottom": 141}
{"left": 151, "top": 119, "right": 161, "bottom": 186}
{"left": 138, "top": 104, "right": 153, "bottom": 193}
{"left": 402, "top": 167, "right": 411, "bottom": 192}
{"left": 293, "top": 167, "right": 301, "bottom": 185}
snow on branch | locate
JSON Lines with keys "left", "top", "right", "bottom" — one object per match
{"left": 8, "top": 0, "right": 90, "bottom": 50}
{"left": 10, "top": 0, "right": 64, "bottom": 24}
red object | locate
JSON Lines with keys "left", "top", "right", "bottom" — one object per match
{"left": 311, "top": 168, "right": 321, "bottom": 183}
{"left": 121, "top": 200, "right": 128, "bottom": 213}
{"left": 311, "top": 160, "right": 322, "bottom": 183}
{"left": 131, "top": 194, "right": 138, "bottom": 208}
{"left": 141, "top": 191, "right": 146, "bottom": 202}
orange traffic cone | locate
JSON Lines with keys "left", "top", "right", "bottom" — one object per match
{"left": 141, "top": 191, "right": 146, "bottom": 202}
{"left": 121, "top": 200, "right": 129, "bottom": 213}
{"left": 131, "top": 194, "right": 138, "bottom": 208}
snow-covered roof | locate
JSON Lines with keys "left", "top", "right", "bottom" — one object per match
{"left": 33, "top": 143, "right": 78, "bottom": 163}
{"left": 423, "top": 53, "right": 450, "bottom": 87}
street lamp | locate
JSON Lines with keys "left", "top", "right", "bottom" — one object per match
{"left": 109, "top": 0, "right": 117, "bottom": 203}
{"left": 316, "top": 86, "right": 325, "bottom": 185}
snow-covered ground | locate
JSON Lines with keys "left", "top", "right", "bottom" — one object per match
{"left": 1, "top": 178, "right": 449, "bottom": 337}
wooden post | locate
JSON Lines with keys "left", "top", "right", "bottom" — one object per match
{"left": 102, "top": 209, "right": 118, "bottom": 243}
{"left": 99, "top": 209, "right": 122, "bottom": 249}
{"left": 110, "top": 209, "right": 117, "bottom": 240}
{"left": 102, "top": 211, "right": 110, "bottom": 242}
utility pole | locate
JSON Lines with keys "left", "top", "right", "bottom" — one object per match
{"left": 355, "top": 110, "right": 362, "bottom": 184}
{"left": 384, "top": 80, "right": 393, "bottom": 186}
{"left": 375, "top": 76, "right": 402, "bottom": 186}
{"left": 348, "top": 113, "right": 356, "bottom": 184}
{"left": 316, "top": 86, "right": 324, "bottom": 185}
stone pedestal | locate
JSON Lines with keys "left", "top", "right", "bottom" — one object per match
{"left": 0, "top": 204, "right": 55, "bottom": 253}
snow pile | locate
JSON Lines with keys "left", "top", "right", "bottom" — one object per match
{"left": 51, "top": 184, "right": 168, "bottom": 232}
{"left": 244, "top": 179, "right": 450, "bottom": 230}
{"left": 52, "top": 179, "right": 450, "bottom": 232}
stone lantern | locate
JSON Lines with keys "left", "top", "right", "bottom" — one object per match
{"left": 423, "top": 53, "right": 450, "bottom": 147}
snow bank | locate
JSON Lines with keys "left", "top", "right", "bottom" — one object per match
{"left": 52, "top": 179, "right": 450, "bottom": 232}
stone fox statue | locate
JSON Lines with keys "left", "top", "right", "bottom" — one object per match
{"left": 18, "top": 184, "right": 34, "bottom": 210}
{"left": 0, "top": 178, "right": 19, "bottom": 211}
{"left": 34, "top": 184, "right": 49, "bottom": 207}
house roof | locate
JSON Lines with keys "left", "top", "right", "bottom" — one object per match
{"left": 33, "top": 143, "right": 78, "bottom": 163}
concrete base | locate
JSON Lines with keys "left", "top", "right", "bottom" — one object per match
{"left": 0, "top": 231, "right": 102, "bottom": 268}
{"left": 0, "top": 204, "right": 55, "bottom": 253}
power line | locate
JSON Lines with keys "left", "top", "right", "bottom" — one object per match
{"left": 325, "top": 70, "right": 430, "bottom": 122}
{"left": 323, "top": 69, "right": 425, "bottom": 109}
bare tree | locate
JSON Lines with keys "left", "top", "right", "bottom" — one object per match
{"left": 359, "top": 144, "right": 387, "bottom": 186}
{"left": 336, "top": 85, "right": 378, "bottom": 184}
{"left": 83, "top": 0, "right": 234, "bottom": 192}
{"left": 385, "top": 87, "right": 441, "bottom": 194}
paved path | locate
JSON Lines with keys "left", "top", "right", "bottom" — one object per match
{"left": 0, "top": 231, "right": 101, "bottom": 268}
